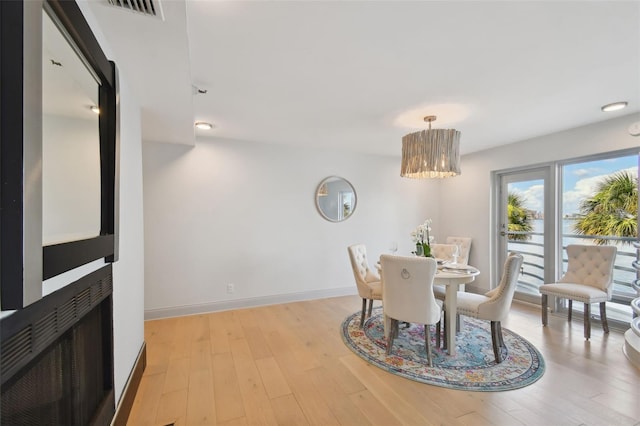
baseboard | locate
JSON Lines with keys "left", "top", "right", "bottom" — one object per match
{"left": 144, "top": 286, "right": 357, "bottom": 320}
{"left": 111, "top": 342, "right": 146, "bottom": 426}
{"left": 464, "top": 284, "right": 484, "bottom": 294}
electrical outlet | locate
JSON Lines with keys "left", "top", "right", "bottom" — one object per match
{"left": 226, "top": 283, "right": 235, "bottom": 294}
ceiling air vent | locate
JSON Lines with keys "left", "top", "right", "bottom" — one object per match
{"left": 106, "top": 0, "right": 163, "bottom": 20}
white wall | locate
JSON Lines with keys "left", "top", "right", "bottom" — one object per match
{"left": 142, "top": 138, "right": 440, "bottom": 317}
{"left": 142, "top": 115, "right": 639, "bottom": 317}
{"left": 111, "top": 77, "right": 145, "bottom": 404}
{"left": 42, "top": 114, "right": 101, "bottom": 245}
{"left": 78, "top": 3, "right": 146, "bottom": 406}
{"left": 437, "top": 113, "right": 640, "bottom": 292}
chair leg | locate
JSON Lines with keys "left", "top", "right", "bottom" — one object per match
{"left": 568, "top": 299, "right": 573, "bottom": 322}
{"left": 367, "top": 299, "right": 374, "bottom": 318}
{"left": 584, "top": 303, "right": 591, "bottom": 340}
{"left": 600, "top": 302, "right": 609, "bottom": 333}
{"left": 442, "top": 311, "right": 447, "bottom": 350}
{"left": 435, "top": 321, "right": 441, "bottom": 348}
{"left": 541, "top": 294, "right": 548, "bottom": 326}
{"left": 425, "top": 325, "right": 433, "bottom": 367}
{"left": 360, "top": 299, "right": 367, "bottom": 327}
{"left": 490, "top": 321, "right": 503, "bottom": 363}
{"left": 386, "top": 319, "right": 397, "bottom": 355}
{"left": 496, "top": 321, "right": 505, "bottom": 348}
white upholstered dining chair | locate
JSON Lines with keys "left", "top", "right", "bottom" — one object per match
{"left": 446, "top": 236, "right": 472, "bottom": 265}
{"left": 456, "top": 253, "right": 523, "bottom": 363}
{"left": 432, "top": 239, "right": 472, "bottom": 300}
{"left": 431, "top": 243, "right": 465, "bottom": 318}
{"left": 430, "top": 244, "right": 457, "bottom": 303}
{"left": 380, "top": 255, "right": 442, "bottom": 367}
{"left": 347, "top": 244, "right": 382, "bottom": 328}
{"left": 430, "top": 244, "right": 458, "bottom": 263}
{"left": 538, "top": 244, "right": 617, "bottom": 340}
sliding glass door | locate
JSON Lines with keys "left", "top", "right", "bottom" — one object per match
{"left": 498, "top": 167, "right": 555, "bottom": 304}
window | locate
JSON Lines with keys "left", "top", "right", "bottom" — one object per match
{"left": 495, "top": 149, "right": 639, "bottom": 325}
{"left": 561, "top": 154, "right": 638, "bottom": 321}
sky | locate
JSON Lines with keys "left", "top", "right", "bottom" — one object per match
{"left": 509, "top": 154, "right": 638, "bottom": 215}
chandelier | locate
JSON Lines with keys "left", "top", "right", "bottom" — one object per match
{"left": 400, "top": 115, "right": 461, "bottom": 179}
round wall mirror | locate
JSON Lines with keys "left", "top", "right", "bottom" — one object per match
{"left": 315, "top": 176, "right": 357, "bottom": 222}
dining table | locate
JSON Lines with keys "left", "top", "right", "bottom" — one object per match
{"left": 377, "top": 260, "right": 480, "bottom": 356}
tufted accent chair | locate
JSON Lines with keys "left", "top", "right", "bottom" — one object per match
{"left": 455, "top": 253, "right": 523, "bottom": 363}
{"left": 539, "top": 244, "right": 617, "bottom": 340}
{"left": 347, "top": 244, "right": 382, "bottom": 327}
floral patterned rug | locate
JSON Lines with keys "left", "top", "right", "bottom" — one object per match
{"left": 341, "top": 307, "right": 545, "bottom": 391}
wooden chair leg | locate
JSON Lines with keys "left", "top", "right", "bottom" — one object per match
{"left": 584, "top": 303, "right": 591, "bottom": 340}
{"left": 600, "top": 302, "right": 609, "bottom": 333}
{"left": 496, "top": 321, "right": 505, "bottom": 348}
{"left": 425, "top": 325, "right": 433, "bottom": 367}
{"left": 360, "top": 298, "right": 367, "bottom": 327}
{"left": 367, "top": 299, "right": 374, "bottom": 318}
{"left": 490, "top": 321, "right": 503, "bottom": 363}
{"left": 541, "top": 294, "right": 548, "bottom": 326}
{"left": 386, "top": 319, "right": 397, "bottom": 355}
{"left": 568, "top": 299, "right": 573, "bottom": 322}
{"left": 442, "top": 311, "right": 447, "bottom": 350}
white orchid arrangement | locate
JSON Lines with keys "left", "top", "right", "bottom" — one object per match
{"left": 411, "top": 219, "right": 434, "bottom": 245}
{"left": 411, "top": 219, "right": 435, "bottom": 256}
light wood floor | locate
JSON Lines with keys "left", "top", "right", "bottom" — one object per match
{"left": 128, "top": 295, "right": 640, "bottom": 425}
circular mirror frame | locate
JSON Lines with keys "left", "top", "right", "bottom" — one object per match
{"left": 315, "top": 176, "right": 357, "bottom": 222}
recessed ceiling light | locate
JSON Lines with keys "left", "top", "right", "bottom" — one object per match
{"left": 195, "top": 121, "right": 214, "bottom": 130}
{"left": 601, "top": 101, "right": 628, "bottom": 112}
{"left": 90, "top": 105, "right": 100, "bottom": 114}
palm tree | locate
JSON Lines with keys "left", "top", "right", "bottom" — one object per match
{"left": 508, "top": 192, "right": 533, "bottom": 241}
{"left": 573, "top": 171, "right": 638, "bottom": 245}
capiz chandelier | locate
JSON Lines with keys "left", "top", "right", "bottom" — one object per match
{"left": 401, "top": 115, "right": 461, "bottom": 179}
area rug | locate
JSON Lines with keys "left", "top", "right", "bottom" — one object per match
{"left": 341, "top": 307, "right": 545, "bottom": 391}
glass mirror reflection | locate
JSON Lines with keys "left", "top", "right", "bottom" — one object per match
{"left": 42, "top": 9, "right": 101, "bottom": 245}
{"left": 315, "top": 176, "right": 357, "bottom": 222}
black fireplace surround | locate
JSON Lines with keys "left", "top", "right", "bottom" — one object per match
{"left": 1, "top": 266, "right": 115, "bottom": 425}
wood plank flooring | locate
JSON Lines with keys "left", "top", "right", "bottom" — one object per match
{"left": 128, "top": 296, "right": 640, "bottom": 425}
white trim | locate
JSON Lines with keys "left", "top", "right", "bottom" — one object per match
{"left": 623, "top": 328, "right": 640, "bottom": 369}
{"left": 144, "top": 286, "right": 357, "bottom": 320}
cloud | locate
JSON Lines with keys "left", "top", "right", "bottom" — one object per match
{"left": 572, "top": 167, "right": 604, "bottom": 177}
{"left": 520, "top": 184, "right": 544, "bottom": 212}
{"left": 563, "top": 167, "right": 637, "bottom": 214}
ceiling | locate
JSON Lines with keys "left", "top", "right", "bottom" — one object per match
{"left": 84, "top": 0, "right": 640, "bottom": 156}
